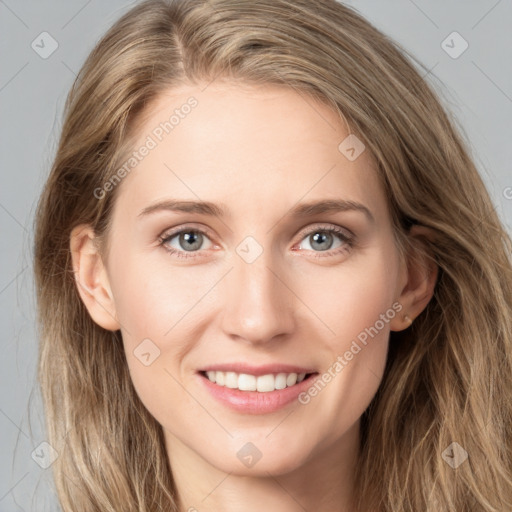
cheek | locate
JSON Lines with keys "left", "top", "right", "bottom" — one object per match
{"left": 107, "top": 255, "right": 207, "bottom": 419}
{"left": 292, "top": 246, "right": 399, "bottom": 434}
{"left": 299, "top": 243, "right": 400, "bottom": 355}
{"left": 109, "top": 251, "right": 196, "bottom": 336}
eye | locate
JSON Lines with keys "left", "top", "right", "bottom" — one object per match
{"left": 158, "top": 227, "right": 214, "bottom": 258}
{"left": 295, "top": 225, "right": 354, "bottom": 257}
{"left": 158, "top": 224, "right": 355, "bottom": 259}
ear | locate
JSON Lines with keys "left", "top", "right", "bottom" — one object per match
{"left": 69, "top": 224, "right": 120, "bottom": 331}
{"left": 390, "top": 224, "right": 439, "bottom": 332}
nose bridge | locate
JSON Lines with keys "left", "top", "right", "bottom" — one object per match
{"left": 220, "top": 240, "right": 295, "bottom": 344}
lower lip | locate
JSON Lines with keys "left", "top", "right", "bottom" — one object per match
{"left": 197, "top": 372, "right": 318, "bottom": 414}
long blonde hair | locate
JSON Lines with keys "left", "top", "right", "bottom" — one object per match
{"left": 33, "top": 0, "right": 512, "bottom": 510}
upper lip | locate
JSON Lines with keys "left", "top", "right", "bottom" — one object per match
{"left": 199, "top": 363, "right": 317, "bottom": 376}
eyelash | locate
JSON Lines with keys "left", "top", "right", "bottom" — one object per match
{"left": 158, "top": 224, "right": 355, "bottom": 259}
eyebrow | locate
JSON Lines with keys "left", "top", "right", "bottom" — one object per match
{"left": 138, "top": 198, "right": 374, "bottom": 223}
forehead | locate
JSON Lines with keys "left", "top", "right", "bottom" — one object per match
{"left": 113, "top": 81, "right": 386, "bottom": 223}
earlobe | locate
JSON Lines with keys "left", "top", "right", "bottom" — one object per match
{"left": 70, "top": 224, "right": 120, "bottom": 331}
{"left": 390, "top": 224, "right": 439, "bottom": 332}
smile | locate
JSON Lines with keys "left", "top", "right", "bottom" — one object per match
{"left": 197, "top": 365, "right": 319, "bottom": 414}
{"left": 202, "top": 370, "right": 311, "bottom": 392}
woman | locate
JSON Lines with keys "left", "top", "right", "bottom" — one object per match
{"left": 33, "top": 0, "right": 512, "bottom": 510}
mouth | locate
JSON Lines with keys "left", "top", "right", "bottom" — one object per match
{"left": 199, "top": 370, "right": 317, "bottom": 392}
{"left": 196, "top": 365, "right": 319, "bottom": 414}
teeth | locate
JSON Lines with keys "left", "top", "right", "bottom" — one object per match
{"left": 205, "top": 371, "right": 309, "bottom": 392}
{"left": 286, "top": 373, "right": 297, "bottom": 386}
{"left": 225, "top": 372, "right": 238, "bottom": 389}
{"left": 215, "top": 371, "right": 225, "bottom": 386}
{"left": 238, "top": 373, "right": 257, "bottom": 391}
{"left": 256, "top": 374, "right": 274, "bottom": 392}
{"left": 275, "top": 373, "right": 287, "bottom": 390}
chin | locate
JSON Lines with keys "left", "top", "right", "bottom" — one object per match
{"left": 201, "top": 436, "right": 313, "bottom": 477}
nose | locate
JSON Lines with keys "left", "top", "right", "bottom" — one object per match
{"left": 220, "top": 248, "right": 296, "bottom": 346}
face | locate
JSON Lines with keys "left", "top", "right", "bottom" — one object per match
{"left": 91, "top": 81, "right": 409, "bottom": 476}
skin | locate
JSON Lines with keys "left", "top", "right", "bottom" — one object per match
{"left": 71, "top": 81, "right": 437, "bottom": 512}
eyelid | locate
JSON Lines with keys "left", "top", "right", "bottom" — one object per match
{"left": 295, "top": 222, "right": 354, "bottom": 241}
{"left": 158, "top": 223, "right": 217, "bottom": 242}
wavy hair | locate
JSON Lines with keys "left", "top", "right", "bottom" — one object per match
{"left": 33, "top": 0, "right": 512, "bottom": 510}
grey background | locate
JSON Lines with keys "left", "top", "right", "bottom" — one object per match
{"left": 1, "top": 0, "right": 511, "bottom": 509}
